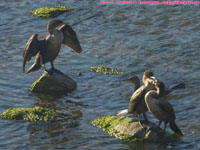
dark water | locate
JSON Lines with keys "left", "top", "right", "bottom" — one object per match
{"left": 0, "top": 0, "right": 200, "bottom": 149}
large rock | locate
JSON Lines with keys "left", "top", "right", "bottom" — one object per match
{"left": 91, "top": 115, "right": 180, "bottom": 142}
{"left": 30, "top": 69, "right": 77, "bottom": 95}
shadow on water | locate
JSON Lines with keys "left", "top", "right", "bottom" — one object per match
{"left": 26, "top": 93, "right": 83, "bottom": 148}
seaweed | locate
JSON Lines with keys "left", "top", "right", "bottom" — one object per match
{"left": 90, "top": 66, "right": 124, "bottom": 75}
{"left": 0, "top": 107, "right": 58, "bottom": 122}
{"left": 90, "top": 115, "right": 144, "bottom": 142}
{"left": 30, "top": 6, "right": 73, "bottom": 19}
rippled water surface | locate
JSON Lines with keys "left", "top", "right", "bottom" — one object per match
{"left": 0, "top": 0, "right": 200, "bottom": 149}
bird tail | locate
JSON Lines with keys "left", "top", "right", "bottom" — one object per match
{"left": 169, "top": 120, "right": 183, "bottom": 136}
{"left": 117, "top": 109, "right": 128, "bottom": 116}
{"left": 26, "top": 63, "right": 41, "bottom": 73}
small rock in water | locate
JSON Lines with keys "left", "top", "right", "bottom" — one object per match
{"left": 30, "top": 68, "right": 77, "bottom": 95}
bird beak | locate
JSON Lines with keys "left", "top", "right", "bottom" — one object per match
{"left": 65, "top": 22, "right": 71, "bottom": 25}
{"left": 150, "top": 76, "right": 157, "bottom": 83}
{"left": 122, "top": 79, "right": 130, "bottom": 82}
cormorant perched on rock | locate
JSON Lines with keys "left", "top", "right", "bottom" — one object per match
{"left": 118, "top": 70, "right": 156, "bottom": 124}
{"left": 23, "top": 20, "right": 82, "bottom": 73}
{"left": 145, "top": 80, "right": 183, "bottom": 136}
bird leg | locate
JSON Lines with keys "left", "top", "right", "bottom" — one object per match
{"left": 138, "top": 115, "right": 147, "bottom": 128}
{"left": 138, "top": 115, "right": 143, "bottom": 127}
{"left": 142, "top": 113, "right": 149, "bottom": 123}
{"left": 44, "top": 64, "right": 47, "bottom": 72}
{"left": 157, "top": 121, "right": 162, "bottom": 129}
{"left": 51, "top": 61, "right": 55, "bottom": 70}
{"left": 157, "top": 123, "right": 166, "bottom": 139}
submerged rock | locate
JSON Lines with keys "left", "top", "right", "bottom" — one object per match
{"left": 30, "top": 6, "right": 73, "bottom": 19}
{"left": 91, "top": 115, "right": 179, "bottom": 142}
{"left": 90, "top": 66, "right": 124, "bottom": 75}
{"left": 30, "top": 69, "right": 77, "bottom": 95}
{"left": 0, "top": 107, "right": 58, "bottom": 122}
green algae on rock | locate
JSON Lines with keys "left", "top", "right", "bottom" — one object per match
{"left": 30, "top": 6, "right": 73, "bottom": 19}
{"left": 90, "top": 115, "right": 143, "bottom": 142}
{"left": 91, "top": 115, "right": 179, "bottom": 142}
{"left": 90, "top": 66, "right": 124, "bottom": 75}
{"left": 0, "top": 107, "right": 58, "bottom": 122}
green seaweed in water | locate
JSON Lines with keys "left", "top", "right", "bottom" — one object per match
{"left": 90, "top": 66, "right": 124, "bottom": 75}
{"left": 30, "top": 6, "right": 73, "bottom": 19}
{"left": 0, "top": 107, "right": 59, "bottom": 122}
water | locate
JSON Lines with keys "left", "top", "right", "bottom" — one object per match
{"left": 0, "top": 0, "right": 200, "bottom": 149}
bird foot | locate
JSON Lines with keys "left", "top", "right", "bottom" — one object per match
{"left": 146, "top": 126, "right": 157, "bottom": 133}
{"left": 139, "top": 119, "right": 150, "bottom": 126}
{"left": 146, "top": 127, "right": 165, "bottom": 139}
{"left": 45, "top": 68, "right": 63, "bottom": 75}
{"left": 139, "top": 120, "right": 150, "bottom": 128}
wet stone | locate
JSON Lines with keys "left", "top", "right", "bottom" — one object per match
{"left": 91, "top": 115, "right": 179, "bottom": 143}
{"left": 30, "top": 68, "right": 77, "bottom": 95}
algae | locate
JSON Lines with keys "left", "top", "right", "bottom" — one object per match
{"left": 90, "top": 66, "right": 124, "bottom": 75}
{"left": 90, "top": 115, "right": 144, "bottom": 142}
{"left": 0, "top": 107, "right": 58, "bottom": 122}
{"left": 30, "top": 71, "right": 48, "bottom": 91}
{"left": 30, "top": 6, "right": 73, "bottom": 19}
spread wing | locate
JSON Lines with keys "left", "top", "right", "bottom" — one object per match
{"left": 60, "top": 24, "right": 82, "bottom": 53}
{"left": 23, "top": 34, "right": 41, "bottom": 72}
{"left": 128, "top": 86, "right": 146, "bottom": 113}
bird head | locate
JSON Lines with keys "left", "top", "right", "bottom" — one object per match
{"left": 123, "top": 76, "right": 140, "bottom": 84}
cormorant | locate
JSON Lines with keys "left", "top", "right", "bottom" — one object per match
{"left": 23, "top": 20, "right": 82, "bottom": 73}
{"left": 118, "top": 70, "right": 156, "bottom": 124}
{"left": 145, "top": 80, "right": 183, "bottom": 136}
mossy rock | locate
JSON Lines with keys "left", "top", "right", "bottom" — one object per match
{"left": 30, "top": 6, "right": 73, "bottom": 19}
{"left": 90, "top": 66, "right": 124, "bottom": 75}
{"left": 30, "top": 69, "right": 77, "bottom": 95}
{"left": 0, "top": 107, "right": 58, "bottom": 122}
{"left": 91, "top": 115, "right": 180, "bottom": 143}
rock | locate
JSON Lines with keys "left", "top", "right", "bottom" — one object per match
{"left": 91, "top": 115, "right": 179, "bottom": 142}
{"left": 0, "top": 107, "right": 58, "bottom": 122}
{"left": 30, "top": 69, "right": 77, "bottom": 95}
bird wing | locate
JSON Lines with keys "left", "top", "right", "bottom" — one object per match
{"left": 128, "top": 86, "right": 146, "bottom": 113}
{"left": 23, "top": 34, "right": 41, "bottom": 72}
{"left": 60, "top": 24, "right": 82, "bottom": 53}
{"left": 156, "top": 100, "right": 176, "bottom": 120}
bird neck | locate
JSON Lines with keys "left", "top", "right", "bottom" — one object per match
{"left": 145, "top": 90, "right": 158, "bottom": 104}
{"left": 49, "top": 28, "right": 58, "bottom": 35}
{"left": 156, "top": 86, "right": 164, "bottom": 97}
{"left": 47, "top": 24, "right": 60, "bottom": 36}
{"left": 129, "top": 80, "right": 140, "bottom": 91}
{"left": 134, "top": 81, "right": 140, "bottom": 91}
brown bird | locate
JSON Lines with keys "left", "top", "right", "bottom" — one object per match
{"left": 145, "top": 80, "right": 183, "bottom": 136}
{"left": 127, "top": 70, "right": 156, "bottom": 122}
{"left": 23, "top": 20, "right": 82, "bottom": 73}
{"left": 118, "top": 70, "right": 156, "bottom": 124}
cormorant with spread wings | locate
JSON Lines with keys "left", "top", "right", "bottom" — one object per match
{"left": 23, "top": 20, "right": 82, "bottom": 73}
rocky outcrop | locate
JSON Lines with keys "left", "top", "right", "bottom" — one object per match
{"left": 91, "top": 115, "right": 180, "bottom": 142}
{"left": 30, "top": 69, "right": 77, "bottom": 95}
